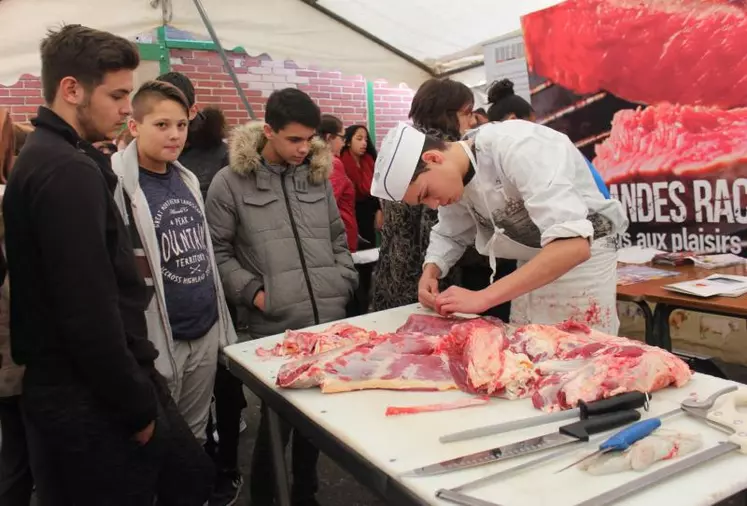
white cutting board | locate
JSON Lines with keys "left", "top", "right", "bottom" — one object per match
{"left": 225, "top": 304, "right": 747, "bottom": 506}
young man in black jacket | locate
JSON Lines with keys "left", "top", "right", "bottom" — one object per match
{"left": 3, "top": 24, "right": 214, "bottom": 506}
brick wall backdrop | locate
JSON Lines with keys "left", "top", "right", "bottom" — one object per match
{"left": 0, "top": 48, "right": 415, "bottom": 146}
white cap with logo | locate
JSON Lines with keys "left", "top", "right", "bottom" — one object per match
{"left": 371, "top": 122, "right": 426, "bottom": 202}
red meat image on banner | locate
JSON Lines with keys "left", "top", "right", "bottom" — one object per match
{"left": 521, "top": 0, "right": 747, "bottom": 255}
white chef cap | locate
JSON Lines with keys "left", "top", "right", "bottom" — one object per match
{"left": 371, "top": 122, "right": 426, "bottom": 202}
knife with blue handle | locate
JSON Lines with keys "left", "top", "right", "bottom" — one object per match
{"left": 554, "top": 417, "right": 663, "bottom": 473}
{"left": 401, "top": 409, "right": 642, "bottom": 477}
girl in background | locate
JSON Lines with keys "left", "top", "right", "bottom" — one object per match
{"left": 340, "top": 125, "right": 381, "bottom": 248}
{"left": 317, "top": 114, "right": 358, "bottom": 253}
{"left": 340, "top": 124, "right": 379, "bottom": 313}
{"left": 486, "top": 79, "right": 610, "bottom": 199}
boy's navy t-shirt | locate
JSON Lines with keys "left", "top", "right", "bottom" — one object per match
{"left": 139, "top": 164, "right": 218, "bottom": 340}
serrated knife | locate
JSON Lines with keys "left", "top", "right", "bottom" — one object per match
{"left": 401, "top": 409, "right": 641, "bottom": 477}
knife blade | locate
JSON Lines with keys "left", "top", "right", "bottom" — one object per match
{"left": 440, "top": 391, "right": 650, "bottom": 443}
{"left": 402, "top": 409, "right": 641, "bottom": 477}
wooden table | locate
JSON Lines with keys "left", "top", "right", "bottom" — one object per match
{"left": 617, "top": 263, "right": 747, "bottom": 354}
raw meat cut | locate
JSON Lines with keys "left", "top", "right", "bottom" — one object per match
{"left": 519, "top": 322, "right": 692, "bottom": 412}
{"left": 592, "top": 103, "right": 747, "bottom": 185}
{"left": 385, "top": 396, "right": 491, "bottom": 416}
{"left": 445, "top": 319, "right": 537, "bottom": 399}
{"left": 273, "top": 314, "right": 691, "bottom": 413}
{"left": 396, "top": 314, "right": 468, "bottom": 335}
{"left": 276, "top": 332, "right": 458, "bottom": 393}
{"left": 580, "top": 429, "right": 703, "bottom": 474}
{"left": 256, "top": 322, "right": 375, "bottom": 357}
{"left": 521, "top": 0, "right": 747, "bottom": 108}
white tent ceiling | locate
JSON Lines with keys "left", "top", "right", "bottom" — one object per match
{"left": 0, "top": 0, "right": 562, "bottom": 88}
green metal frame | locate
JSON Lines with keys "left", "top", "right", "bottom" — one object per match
{"left": 365, "top": 80, "right": 376, "bottom": 143}
{"left": 155, "top": 26, "right": 170, "bottom": 75}
{"left": 136, "top": 30, "right": 246, "bottom": 72}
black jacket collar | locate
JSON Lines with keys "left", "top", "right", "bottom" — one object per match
{"left": 32, "top": 106, "right": 116, "bottom": 187}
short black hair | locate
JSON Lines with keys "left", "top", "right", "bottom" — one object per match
{"left": 265, "top": 88, "right": 321, "bottom": 131}
{"left": 474, "top": 108, "right": 488, "bottom": 117}
{"left": 40, "top": 24, "right": 139, "bottom": 104}
{"left": 156, "top": 71, "right": 196, "bottom": 107}
{"left": 411, "top": 135, "right": 447, "bottom": 182}
{"left": 486, "top": 79, "right": 534, "bottom": 121}
{"left": 131, "top": 80, "right": 191, "bottom": 122}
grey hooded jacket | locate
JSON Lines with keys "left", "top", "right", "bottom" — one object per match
{"left": 205, "top": 122, "right": 358, "bottom": 339}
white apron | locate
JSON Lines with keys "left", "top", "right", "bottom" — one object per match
{"left": 459, "top": 142, "right": 620, "bottom": 335}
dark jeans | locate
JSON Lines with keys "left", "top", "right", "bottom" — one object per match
{"left": 460, "top": 259, "right": 517, "bottom": 322}
{"left": 22, "top": 367, "right": 215, "bottom": 506}
{"left": 348, "top": 263, "right": 373, "bottom": 317}
{"left": 0, "top": 396, "right": 33, "bottom": 506}
{"left": 206, "top": 361, "right": 247, "bottom": 473}
{"left": 249, "top": 403, "right": 319, "bottom": 505}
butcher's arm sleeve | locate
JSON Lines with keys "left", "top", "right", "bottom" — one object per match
{"left": 499, "top": 135, "right": 594, "bottom": 246}
{"left": 423, "top": 200, "right": 476, "bottom": 279}
{"left": 205, "top": 171, "right": 263, "bottom": 308}
{"left": 33, "top": 159, "right": 156, "bottom": 433}
{"left": 326, "top": 182, "right": 358, "bottom": 295}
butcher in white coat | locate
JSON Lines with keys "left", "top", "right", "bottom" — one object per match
{"left": 371, "top": 121, "right": 629, "bottom": 334}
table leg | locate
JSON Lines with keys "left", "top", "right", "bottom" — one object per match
{"left": 267, "top": 408, "right": 292, "bottom": 506}
{"left": 652, "top": 303, "right": 675, "bottom": 351}
{"left": 631, "top": 300, "right": 654, "bottom": 346}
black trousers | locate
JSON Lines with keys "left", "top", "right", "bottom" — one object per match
{"left": 249, "top": 403, "right": 319, "bottom": 505}
{"left": 0, "top": 395, "right": 33, "bottom": 506}
{"left": 206, "top": 360, "right": 247, "bottom": 473}
{"left": 459, "top": 259, "right": 517, "bottom": 322}
{"left": 22, "top": 367, "right": 215, "bottom": 506}
{"left": 347, "top": 263, "right": 373, "bottom": 317}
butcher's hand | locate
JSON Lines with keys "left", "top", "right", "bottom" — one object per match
{"left": 254, "top": 290, "right": 266, "bottom": 312}
{"left": 435, "top": 286, "right": 490, "bottom": 316}
{"left": 418, "top": 265, "right": 441, "bottom": 310}
{"left": 132, "top": 420, "right": 156, "bottom": 446}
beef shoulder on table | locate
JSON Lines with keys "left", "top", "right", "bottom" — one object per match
{"left": 273, "top": 315, "right": 692, "bottom": 413}
{"left": 517, "top": 321, "right": 692, "bottom": 412}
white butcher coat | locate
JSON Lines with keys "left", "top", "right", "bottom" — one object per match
{"left": 424, "top": 120, "right": 629, "bottom": 334}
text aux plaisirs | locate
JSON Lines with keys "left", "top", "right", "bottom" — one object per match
{"left": 616, "top": 227, "right": 743, "bottom": 255}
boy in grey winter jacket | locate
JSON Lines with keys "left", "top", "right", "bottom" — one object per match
{"left": 206, "top": 88, "right": 357, "bottom": 506}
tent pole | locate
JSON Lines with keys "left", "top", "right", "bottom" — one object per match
{"left": 190, "top": 0, "right": 257, "bottom": 120}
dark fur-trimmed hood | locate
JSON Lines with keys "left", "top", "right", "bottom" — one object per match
{"left": 228, "top": 121, "right": 331, "bottom": 184}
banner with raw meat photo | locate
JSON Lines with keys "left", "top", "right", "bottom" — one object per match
{"left": 521, "top": 0, "right": 747, "bottom": 257}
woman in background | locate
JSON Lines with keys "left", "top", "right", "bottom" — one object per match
{"left": 0, "top": 109, "right": 33, "bottom": 506}
{"left": 340, "top": 124, "right": 379, "bottom": 313}
{"left": 317, "top": 114, "right": 358, "bottom": 253}
{"left": 371, "top": 78, "right": 515, "bottom": 320}
{"left": 340, "top": 125, "right": 381, "bottom": 248}
{"left": 486, "top": 79, "right": 610, "bottom": 199}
